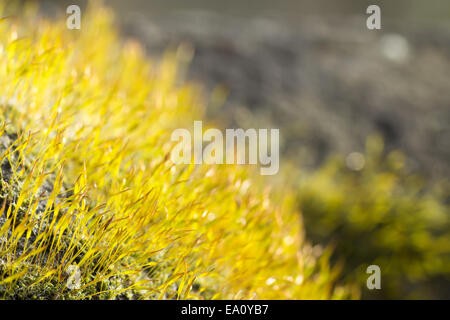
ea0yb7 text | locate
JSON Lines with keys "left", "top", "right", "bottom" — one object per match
{"left": 225, "top": 304, "right": 269, "bottom": 315}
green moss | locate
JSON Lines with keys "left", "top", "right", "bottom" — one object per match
{"left": 298, "top": 141, "right": 450, "bottom": 299}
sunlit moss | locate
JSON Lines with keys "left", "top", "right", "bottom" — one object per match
{"left": 0, "top": 1, "right": 353, "bottom": 299}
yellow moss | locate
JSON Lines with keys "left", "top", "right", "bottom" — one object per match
{"left": 0, "top": 2, "right": 353, "bottom": 299}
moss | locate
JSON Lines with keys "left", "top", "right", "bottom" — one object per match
{"left": 298, "top": 143, "right": 450, "bottom": 299}
{"left": 0, "top": 129, "right": 138, "bottom": 299}
{"left": 0, "top": 1, "right": 350, "bottom": 300}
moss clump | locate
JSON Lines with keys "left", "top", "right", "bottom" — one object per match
{"left": 0, "top": 129, "right": 134, "bottom": 299}
{"left": 0, "top": 2, "right": 351, "bottom": 299}
{"left": 297, "top": 136, "right": 450, "bottom": 299}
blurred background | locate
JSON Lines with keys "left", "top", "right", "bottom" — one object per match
{"left": 39, "top": 0, "right": 450, "bottom": 179}
{"left": 35, "top": 0, "right": 450, "bottom": 299}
